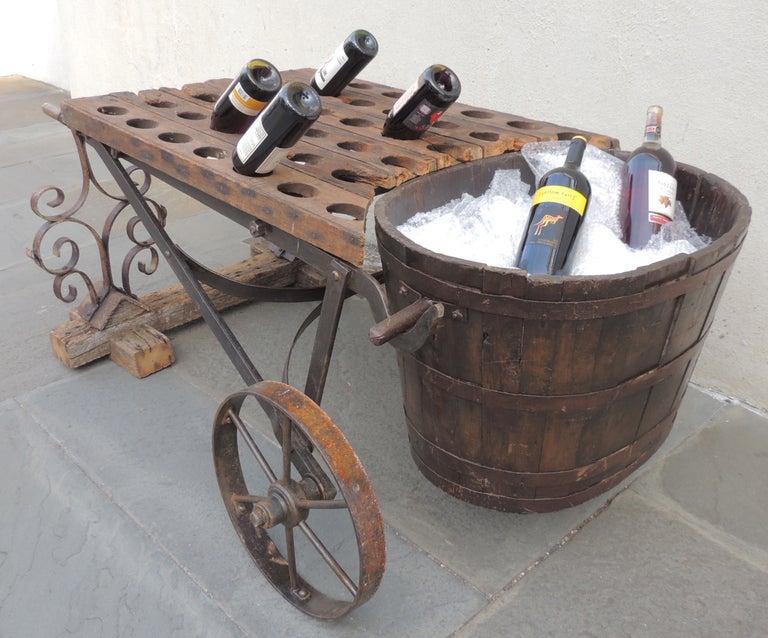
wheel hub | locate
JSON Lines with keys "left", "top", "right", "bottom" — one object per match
{"left": 248, "top": 480, "right": 309, "bottom": 529}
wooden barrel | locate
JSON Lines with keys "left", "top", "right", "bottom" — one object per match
{"left": 374, "top": 152, "right": 751, "bottom": 513}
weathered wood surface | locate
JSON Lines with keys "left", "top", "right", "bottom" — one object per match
{"left": 46, "top": 70, "right": 620, "bottom": 376}
{"left": 109, "top": 325, "right": 175, "bottom": 378}
{"left": 374, "top": 152, "right": 750, "bottom": 512}
{"left": 51, "top": 247, "right": 299, "bottom": 372}
{"left": 54, "top": 69, "right": 620, "bottom": 266}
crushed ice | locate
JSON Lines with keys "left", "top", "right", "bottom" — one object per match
{"left": 396, "top": 140, "right": 711, "bottom": 276}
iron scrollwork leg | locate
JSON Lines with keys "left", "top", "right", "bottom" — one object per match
{"left": 28, "top": 129, "right": 166, "bottom": 329}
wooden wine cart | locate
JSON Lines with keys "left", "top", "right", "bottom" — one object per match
{"left": 28, "top": 68, "right": 749, "bottom": 619}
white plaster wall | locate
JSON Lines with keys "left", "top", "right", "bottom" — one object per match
{"left": 8, "top": 0, "right": 768, "bottom": 411}
{"left": 0, "top": 0, "right": 65, "bottom": 84}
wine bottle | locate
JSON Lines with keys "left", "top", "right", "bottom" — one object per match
{"left": 517, "top": 136, "right": 592, "bottom": 275}
{"left": 210, "top": 59, "right": 282, "bottom": 134}
{"left": 381, "top": 64, "right": 461, "bottom": 140}
{"left": 311, "top": 29, "right": 378, "bottom": 97}
{"left": 620, "top": 105, "right": 677, "bottom": 248}
{"left": 232, "top": 81, "right": 322, "bottom": 176}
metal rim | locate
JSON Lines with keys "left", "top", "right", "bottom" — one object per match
{"left": 212, "top": 380, "right": 385, "bottom": 619}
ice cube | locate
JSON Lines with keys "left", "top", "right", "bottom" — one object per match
{"left": 397, "top": 168, "right": 531, "bottom": 268}
{"left": 395, "top": 143, "right": 711, "bottom": 276}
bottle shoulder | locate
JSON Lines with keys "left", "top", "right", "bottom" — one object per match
{"left": 539, "top": 166, "right": 590, "bottom": 189}
{"left": 627, "top": 142, "right": 675, "bottom": 169}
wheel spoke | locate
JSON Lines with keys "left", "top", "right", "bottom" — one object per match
{"left": 228, "top": 407, "right": 277, "bottom": 483}
{"left": 298, "top": 520, "right": 358, "bottom": 596}
{"left": 281, "top": 414, "right": 292, "bottom": 483}
{"left": 285, "top": 526, "right": 300, "bottom": 590}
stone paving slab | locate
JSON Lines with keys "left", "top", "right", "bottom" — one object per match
{"left": 454, "top": 487, "right": 768, "bottom": 638}
{"left": 633, "top": 402, "right": 768, "bottom": 560}
{"left": 0, "top": 399, "right": 248, "bottom": 638}
{"left": 9, "top": 362, "right": 487, "bottom": 637}
{"left": 0, "top": 76, "right": 68, "bottom": 129}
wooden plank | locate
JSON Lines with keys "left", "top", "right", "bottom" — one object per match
{"left": 133, "top": 89, "right": 384, "bottom": 195}
{"left": 50, "top": 250, "right": 299, "bottom": 369}
{"left": 109, "top": 325, "right": 175, "bottom": 378}
{"left": 58, "top": 94, "right": 371, "bottom": 265}
{"left": 55, "top": 70, "right": 621, "bottom": 267}
{"left": 282, "top": 69, "right": 620, "bottom": 150}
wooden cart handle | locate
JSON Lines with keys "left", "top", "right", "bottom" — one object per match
{"left": 368, "top": 298, "right": 442, "bottom": 348}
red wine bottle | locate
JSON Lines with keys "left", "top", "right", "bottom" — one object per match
{"left": 381, "top": 64, "right": 461, "bottom": 140}
{"left": 232, "top": 82, "right": 322, "bottom": 176}
{"left": 210, "top": 59, "right": 282, "bottom": 134}
{"left": 517, "top": 136, "right": 591, "bottom": 275}
{"left": 310, "top": 30, "right": 378, "bottom": 97}
{"left": 620, "top": 105, "right": 677, "bottom": 248}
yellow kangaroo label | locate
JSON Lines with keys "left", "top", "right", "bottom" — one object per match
{"left": 532, "top": 185, "right": 587, "bottom": 216}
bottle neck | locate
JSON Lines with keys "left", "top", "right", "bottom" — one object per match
{"left": 564, "top": 136, "right": 587, "bottom": 168}
{"left": 643, "top": 106, "right": 664, "bottom": 145}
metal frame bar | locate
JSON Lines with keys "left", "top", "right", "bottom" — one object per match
{"left": 90, "top": 140, "right": 264, "bottom": 386}
{"left": 88, "top": 140, "right": 392, "bottom": 407}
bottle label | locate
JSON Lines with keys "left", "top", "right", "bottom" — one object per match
{"left": 254, "top": 146, "right": 287, "bottom": 175}
{"left": 532, "top": 213, "right": 565, "bottom": 236}
{"left": 532, "top": 185, "right": 587, "bottom": 216}
{"left": 646, "top": 169, "right": 677, "bottom": 224}
{"left": 402, "top": 98, "right": 446, "bottom": 131}
{"left": 236, "top": 117, "right": 269, "bottom": 162}
{"left": 228, "top": 82, "right": 268, "bottom": 116}
{"left": 314, "top": 44, "right": 349, "bottom": 89}
{"left": 390, "top": 80, "right": 420, "bottom": 118}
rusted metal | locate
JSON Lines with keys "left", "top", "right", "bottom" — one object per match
{"left": 212, "top": 380, "right": 385, "bottom": 619}
{"left": 27, "top": 128, "right": 163, "bottom": 329}
{"left": 303, "top": 259, "right": 351, "bottom": 406}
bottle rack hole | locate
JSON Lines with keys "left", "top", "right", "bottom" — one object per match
{"left": 337, "top": 141, "right": 370, "bottom": 153}
{"left": 144, "top": 99, "right": 176, "bottom": 109}
{"left": 159, "top": 132, "right": 193, "bottom": 144}
{"left": 507, "top": 120, "right": 543, "bottom": 130}
{"left": 340, "top": 98, "right": 376, "bottom": 107}
{"left": 327, "top": 203, "right": 365, "bottom": 220}
{"left": 178, "top": 111, "right": 207, "bottom": 121}
{"left": 461, "top": 110, "right": 495, "bottom": 119}
{"left": 470, "top": 131, "right": 500, "bottom": 141}
{"left": 277, "top": 183, "right": 318, "bottom": 198}
{"left": 98, "top": 105, "right": 129, "bottom": 116}
{"left": 194, "top": 147, "right": 227, "bottom": 159}
{"left": 340, "top": 117, "right": 374, "bottom": 128}
{"left": 188, "top": 92, "right": 219, "bottom": 103}
{"left": 331, "top": 169, "right": 360, "bottom": 183}
{"left": 381, "top": 155, "right": 419, "bottom": 170}
{"left": 127, "top": 118, "right": 158, "bottom": 129}
{"left": 289, "top": 153, "right": 322, "bottom": 166}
